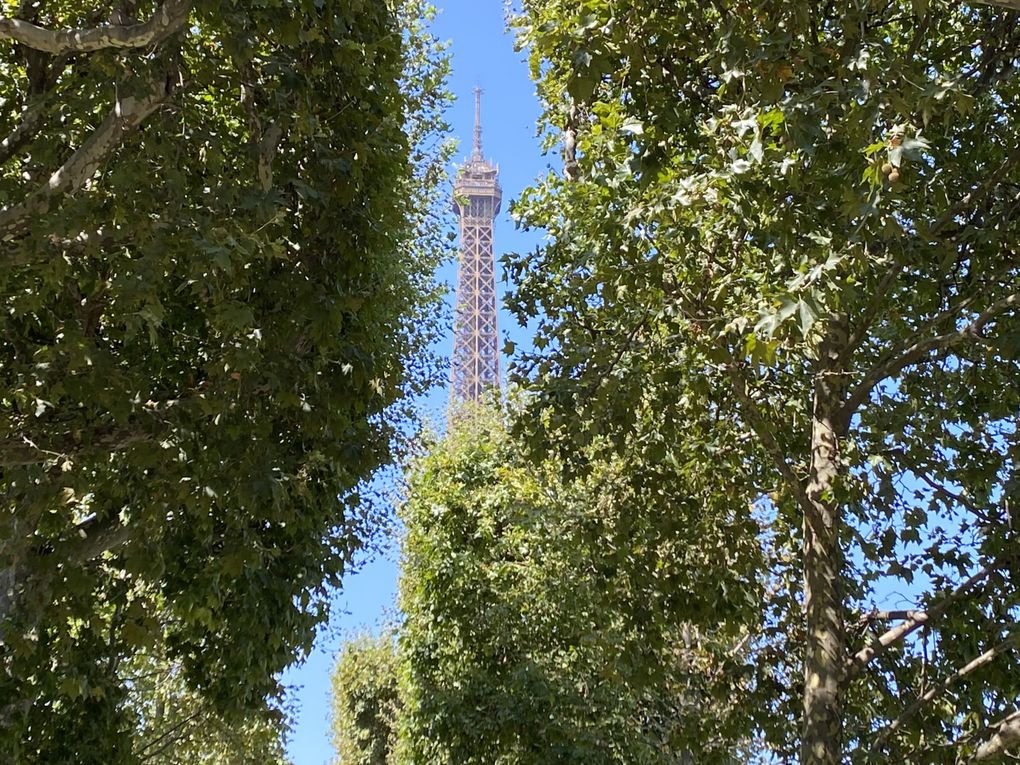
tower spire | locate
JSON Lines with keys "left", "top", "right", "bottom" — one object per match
{"left": 472, "top": 86, "right": 483, "bottom": 160}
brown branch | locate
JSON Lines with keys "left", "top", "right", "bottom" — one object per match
{"left": 927, "top": 152, "right": 1020, "bottom": 240}
{"left": 0, "top": 3, "right": 74, "bottom": 164}
{"left": 576, "top": 304, "right": 651, "bottom": 405}
{"left": 915, "top": 468, "right": 997, "bottom": 525}
{"left": 238, "top": 74, "right": 283, "bottom": 190}
{"left": 886, "top": 254, "right": 1017, "bottom": 357}
{"left": 0, "top": 0, "right": 189, "bottom": 54}
{"left": 1, "top": 47, "right": 74, "bottom": 165}
{"left": 839, "top": 291, "right": 1020, "bottom": 421}
{"left": 871, "top": 627, "right": 1020, "bottom": 754}
{"left": 563, "top": 102, "right": 579, "bottom": 182}
{"left": 0, "top": 71, "right": 174, "bottom": 239}
{"left": 973, "top": 710, "right": 1020, "bottom": 762}
{"left": 846, "top": 565, "right": 994, "bottom": 679}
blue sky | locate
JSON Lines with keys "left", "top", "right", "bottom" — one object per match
{"left": 282, "top": 3, "right": 547, "bottom": 763}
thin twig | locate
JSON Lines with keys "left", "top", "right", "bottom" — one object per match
{"left": 840, "top": 291, "right": 1020, "bottom": 422}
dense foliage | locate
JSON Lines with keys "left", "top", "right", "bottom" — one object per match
{"left": 331, "top": 634, "right": 402, "bottom": 765}
{"left": 396, "top": 409, "right": 753, "bottom": 764}
{"left": 509, "top": 1, "right": 1020, "bottom": 763}
{"left": 0, "top": 0, "right": 450, "bottom": 760}
{"left": 125, "top": 645, "right": 292, "bottom": 765}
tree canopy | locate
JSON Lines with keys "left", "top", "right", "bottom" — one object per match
{"left": 0, "top": 0, "right": 451, "bottom": 760}
{"left": 395, "top": 408, "right": 753, "bottom": 764}
{"left": 507, "top": 1, "right": 1020, "bottom": 763}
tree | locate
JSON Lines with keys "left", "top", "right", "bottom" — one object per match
{"left": 331, "top": 633, "right": 402, "bottom": 765}
{"left": 124, "top": 645, "right": 293, "bottom": 765}
{"left": 0, "top": 0, "right": 451, "bottom": 759}
{"left": 397, "top": 407, "right": 754, "bottom": 764}
{"left": 509, "top": 1, "right": 1020, "bottom": 763}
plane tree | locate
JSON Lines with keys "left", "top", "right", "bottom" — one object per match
{"left": 0, "top": 0, "right": 450, "bottom": 759}
{"left": 396, "top": 409, "right": 758, "bottom": 764}
{"left": 509, "top": 1, "right": 1020, "bottom": 762}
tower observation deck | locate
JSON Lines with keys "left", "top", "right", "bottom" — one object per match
{"left": 451, "top": 88, "right": 501, "bottom": 406}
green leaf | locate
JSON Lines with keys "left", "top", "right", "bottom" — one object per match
{"left": 798, "top": 299, "right": 817, "bottom": 337}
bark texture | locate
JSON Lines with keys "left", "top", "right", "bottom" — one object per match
{"left": 801, "top": 317, "right": 849, "bottom": 765}
{"left": 974, "top": 711, "right": 1020, "bottom": 762}
{"left": 0, "top": 0, "right": 189, "bottom": 54}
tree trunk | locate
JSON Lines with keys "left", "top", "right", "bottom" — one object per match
{"left": 801, "top": 317, "right": 848, "bottom": 765}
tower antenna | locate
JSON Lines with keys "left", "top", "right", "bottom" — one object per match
{"left": 472, "top": 86, "right": 484, "bottom": 160}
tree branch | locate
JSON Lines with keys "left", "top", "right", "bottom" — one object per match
{"left": 0, "top": 49, "right": 74, "bottom": 165}
{"left": 0, "top": 514, "right": 133, "bottom": 638}
{"left": 0, "top": 6, "right": 73, "bottom": 165}
{"left": 0, "top": 71, "right": 174, "bottom": 239}
{"left": 70, "top": 514, "right": 134, "bottom": 563}
{"left": 137, "top": 710, "right": 204, "bottom": 761}
{"left": 927, "top": 152, "right": 1020, "bottom": 240}
{"left": 871, "top": 627, "right": 1020, "bottom": 754}
{"left": 0, "top": 0, "right": 189, "bottom": 54}
{"left": 845, "top": 565, "right": 994, "bottom": 679}
{"left": 973, "top": 710, "right": 1020, "bottom": 763}
{"left": 839, "top": 291, "right": 1020, "bottom": 422}
{"left": 856, "top": 609, "right": 928, "bottom": 624}
{"left": 257, "top": 123, "right": 283, "bottom": 192}
{"left": 915, "top": 468, "right": 998, "bottom": 525}
{"left": 881, "top": 252, "right": 1018, "bottom": 361}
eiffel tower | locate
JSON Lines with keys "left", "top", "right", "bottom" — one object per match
{"left": 451, "top": 88, "right": 501, "bottom": 406}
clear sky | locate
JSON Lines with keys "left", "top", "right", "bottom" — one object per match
{"left": 282, "top": 3, "right": 548, "bottom": 763}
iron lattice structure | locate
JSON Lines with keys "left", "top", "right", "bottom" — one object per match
{"left": 451, "top": 88, "right": 501, "bottom": 405}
